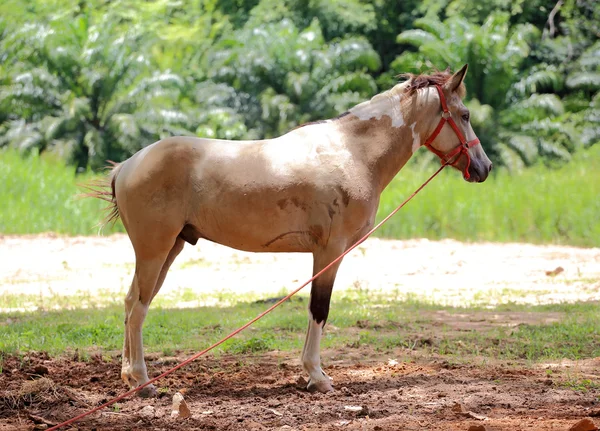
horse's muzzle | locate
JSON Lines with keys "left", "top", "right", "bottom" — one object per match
{"left": 465, "top": 159, "right": 492, "bottom": 183}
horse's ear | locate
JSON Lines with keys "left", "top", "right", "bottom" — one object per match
{"left": 444, "top": 64, "right": 468, "bottom": 93}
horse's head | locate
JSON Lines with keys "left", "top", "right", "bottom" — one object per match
{"left": 413, "top": 65, "right": 492, "bottom": 183}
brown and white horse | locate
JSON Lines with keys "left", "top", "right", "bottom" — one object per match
{"left": 92, "top": 65, "right": 492, "bottom": 396}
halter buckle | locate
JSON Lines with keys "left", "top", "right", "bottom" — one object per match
{"left": 441, "top": 111, "right": 452, "bottom": 119}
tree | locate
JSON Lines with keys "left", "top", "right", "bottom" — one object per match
{"left": 0, "top": 13, "right": 193, "bottom": 170}
{"left": 392, "top": 5, "right": 599, "bottom": 170}
{"left": 207, "top": 16, "right": 381, "bottom": 138}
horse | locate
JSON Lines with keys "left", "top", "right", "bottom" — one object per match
{"left": 91, "top": 64, "right": 492, "bottom": 396}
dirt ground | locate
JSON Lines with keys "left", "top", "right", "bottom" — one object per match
{"left": 1, "top": 235, "right": 600, "bottom": 430}
{"left": 2, "top": 349, "right": 600, "bottom": 431}
{"left": 1, "top": 234, "right": 600, "bottom": 309}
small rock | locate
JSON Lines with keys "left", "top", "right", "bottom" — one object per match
{"left": 171, "top": 392, "right": 191, "bottom": 419}
{"left": 33, "top": 365, "right": 49, "bottom": 376}
{"left": 278, "top": 426, "right": 296, "bottom": 431}
{"left": 139, "top": 405, "right": 155, "bottom": 419}
{"left": 545, "top": 266, "right": 564, "bottom": 277}
{"left": 569, "top": 418, "right": 599, "bottom": 431}
{"left": 344, "top": 405, "right": 369, "bottom": 417}
{"left": 296, "top": 376, "right": 308, "bottom": 388}
{"left": 387, "top": 359, "right": 399, "bottom": 366}
{"left": 466, "top": 411, "right": 487, "bottom": 420}
{"left": 344, "top": 405, "right": 363, "bottom": 412}
{"left": 452, "top": 403, "right": 467, "bottom": 414}
{"left": 468, "top": 425, "right": 487, "bottom": 431}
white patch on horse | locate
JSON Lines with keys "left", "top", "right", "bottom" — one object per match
{"left": 410, "top": 122, "right": 420, "bottom": 153}
{"left": 302, "top": 316, "right": 331, "bottom": 388}
{"left": 349, "top": 90, "right": 405, "bottom": 128}
{"left": 270, "top": 123, "right": 353, "bottom": 177}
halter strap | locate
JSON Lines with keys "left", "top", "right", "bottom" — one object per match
{"left": 422, "top": 85, "right": 480, "bottom": 180}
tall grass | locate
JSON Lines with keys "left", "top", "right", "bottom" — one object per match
{"left": 0, "top": 150, "right": 124, "bottom": 235}
{"left": 376, "top": 146, "right": 600, "bottom": 247}
{"left": 1, "top": 146, "right": 599, "bottom": 246}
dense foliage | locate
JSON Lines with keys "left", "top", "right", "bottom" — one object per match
{"left": 0, "top": 0, "right": 598, "bottom": 170}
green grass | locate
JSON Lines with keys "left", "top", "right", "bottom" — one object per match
{"left": 2, "top": 289, "right": 600, "bottom": 363}
{"left": 376, "top": 145, "right": 600, "bottom": 247}
{"left": 0, "top": 149, "right": 124, "bottom": 235}
{"left": 1, "top": 146, "right": 599, "bottom": 245}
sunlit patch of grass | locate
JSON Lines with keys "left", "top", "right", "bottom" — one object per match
{"left": 3, "top": 287, "right": 600, "bottom": 365}
{"left": 0, "top": 289, "right": 125, "bottom": 312}
{"left": 377, "top": 145, "right": 600, "bottom": 247}
{"left": 0, "top": 149, "right": 124, "bottom": 236}
{"left": 559, "top": 377, "right": 600, "bottom": 392}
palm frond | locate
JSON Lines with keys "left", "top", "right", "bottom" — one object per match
{"left": 329, "top": 37, "right": 381, "bottom": 72}
{"left": 495, "top": 142, "right": 526, "bottom": 173}
{"left": 577, "top": 41, "right": 600, "bottom": 69}
{"left": 514, "top": 94, "right": 564, "bottom": 116}
{"left": 510, "top": 68, "right": 563, "bottom": 98}
{"left": 538, "top": 139, "right": 571, "bottom": 161}
{"left": 566, "top": 72, "right": 600, "bottom": 90}
{"left": 580, "top": 125, "right": 600, "bottom": 147}
{"left": 504, "top": 134, "right": 538, "bottom": 165}
{"left": 414, "top": 17, "right": 446, "bottom": 39}
{"left": 396, "top": 29, "right": 437, "bottom": 47}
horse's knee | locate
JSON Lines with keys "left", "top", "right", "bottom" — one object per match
{"left": 128, "top": 300, "right": 149, "bottom": 326}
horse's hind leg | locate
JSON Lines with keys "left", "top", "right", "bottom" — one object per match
{"left": 302, "top": 245, "right": 345, "bottom": 393}
{"left": 122, "top": 236, "right": 184, "bottom": 397}
{"left": 151, "top": 237, "right": 185, "bottom": 302}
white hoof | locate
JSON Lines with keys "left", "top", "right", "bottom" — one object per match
{"left": 307, "top": 378, "right": 334, "bottom": 393}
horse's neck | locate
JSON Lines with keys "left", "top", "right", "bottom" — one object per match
{"left": 335, "top": 91, "right": 426, "bottom": 193}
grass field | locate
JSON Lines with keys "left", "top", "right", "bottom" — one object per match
{"left": 1, "top": 146, "right": 599, "bottom": 245}
{"left": 377, "top": 146, "right": 600, "bottom": 246}
{"left": 2, "top": 289, "right": 599, "bottom": 363}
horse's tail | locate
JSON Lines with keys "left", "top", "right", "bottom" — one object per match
{"left": 81, "top": 161, "right": 123, "bottom": 229}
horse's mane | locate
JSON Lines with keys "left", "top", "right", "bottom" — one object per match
{"left": 401, "top": 70, "right": 466, "bottom": 98}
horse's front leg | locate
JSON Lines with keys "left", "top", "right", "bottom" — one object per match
{"left": 302, "top": 245, "right": 345, "bottom": 393}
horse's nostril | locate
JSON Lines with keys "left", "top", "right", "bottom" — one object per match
{"left": 488, "top": 163, "right": 493, "bottom": 172}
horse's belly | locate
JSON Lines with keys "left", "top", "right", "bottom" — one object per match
{"left": 188, "top": 205, "right": 320, "bottom": 253}
{"left": 193, "top": 221, "right": 315, "bottom": 253}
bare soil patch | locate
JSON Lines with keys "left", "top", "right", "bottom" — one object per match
{"left": 2, "top": 350, "right": 600, "bottom": 430}
{"left": 1, "top": 234, "right": 599, "bottom": 310}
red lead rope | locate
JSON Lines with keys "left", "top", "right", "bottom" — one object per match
{"left": 47, "top": 162, "right": 449, "bottom": 430}
{"left": 48, "top": 85, "right": 476, "bottom": 429}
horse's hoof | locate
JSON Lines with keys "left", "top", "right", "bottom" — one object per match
{"left": 137, "top": 384, "right": 158, "bottom": 398}
{"left": 307, "top": 379, "right": 334, "bottom": 393}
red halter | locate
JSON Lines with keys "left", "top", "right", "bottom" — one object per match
{"left": 422, "top": 85, "right": 480, "bottom": 180}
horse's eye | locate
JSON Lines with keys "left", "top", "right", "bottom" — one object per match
{"left": 462, "top": 113, "right": 470, "bottom": 122}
